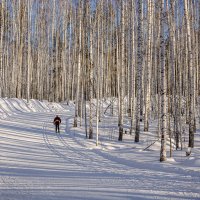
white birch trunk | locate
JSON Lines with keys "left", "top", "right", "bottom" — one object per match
{"left": 89, "top": 0, "right": 94, "bottom": 139}
{"left": 144, "top": 0, "right": 153, "bottom": 132}
{"left": 74, "top": 1, "right": 82, "bottom": 127}
{"left": 118, "top": 0, "right": 125, "bottom": 141}
{"left": 0, "top": 0, "right": 5, "bottom": 97}
{"left": 160, "top": 0, "right": 167, "bottom": 162}
{"left": 130, "top": 0, "right": 136, "bottom": 135}
{"left": 135, "top": 0, "right": 143, "bottom": 142}
{"left": 184, "top": 0, "right": 195, "bottom": 148}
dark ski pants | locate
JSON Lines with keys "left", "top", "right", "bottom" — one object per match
{"left": 55, "top": 124, "right": 60, "bottom": 133}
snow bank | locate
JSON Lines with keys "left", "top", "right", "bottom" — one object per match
{"left": 0, "top": 98, "right": 66, "bottom": 119}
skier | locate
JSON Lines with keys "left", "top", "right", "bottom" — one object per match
{"left": 54, "top": 115, "right": 61, "bottom": 133}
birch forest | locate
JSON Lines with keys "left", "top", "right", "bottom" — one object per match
{"left": 0, "top": 0, "right": 199, "bottom": 161}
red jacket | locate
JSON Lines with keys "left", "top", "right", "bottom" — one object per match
{"left": 54, "top": 116, "right": 61, "bottom": 125}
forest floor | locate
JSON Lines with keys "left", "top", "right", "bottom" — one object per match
{"left": 0, "top": 98, "right": 200, "bottom": 200}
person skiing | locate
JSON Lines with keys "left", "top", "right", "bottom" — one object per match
{"left": 54, "top": 115, "right": 61, "bottom": 133}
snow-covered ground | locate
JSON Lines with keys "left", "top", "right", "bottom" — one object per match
{"left": 0, "top": 98, "right": 199, "bottom": 200}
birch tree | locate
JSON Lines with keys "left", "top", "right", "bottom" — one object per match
{"left": 144, "top": 0, "right": 153, "bottom": 132}
{"left": 184, "top": 0, "right": 195, "bottom": 148}
{"left": 135, "top": 0, "right": 143, "bottom": 142}
{"left": 0, "top": 0, "right": 5, "bottom": 97}
{"left": 160, "top": 0, "right": 167, "bottom": 162}
{"left": 88, "top": 0, "right": 94, "bottom": 139}
{"left": 74, "top": 1, "right": 82, "bottom": 127}
{"left": 129, "top": 0, "right": 136, "bottom": 135}
{"left": 118, "top": 0, "right": 125, "bottom": 141}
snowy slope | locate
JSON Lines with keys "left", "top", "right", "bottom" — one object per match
{"left": 0, "top": 98, "right": 200, "bottom": 200}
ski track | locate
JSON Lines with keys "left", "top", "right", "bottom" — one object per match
{"left": 43, "top": 116, "right": 134, "bottom": 179}
{"left": 0, "top": 110, "right": 200, "bottom": 200}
